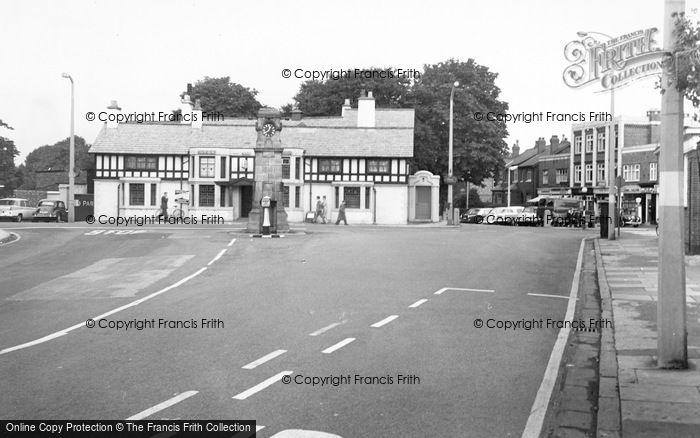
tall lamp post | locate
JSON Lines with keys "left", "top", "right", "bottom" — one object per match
{"left": 447, "top": 81, "right": 459, "bottom": 225}
{"left": 578, "top": 30, "right": 616, "bottom": 239}
{"left": 61, "top": 73, "right": 75, "bottom": 223}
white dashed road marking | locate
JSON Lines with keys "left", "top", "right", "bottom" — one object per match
{"left": 242, "top": 350, "right": 287, "bottom": 370}
{"left": 232, "top": 371, "right": 293, "bottom": 400}
{"left": 126, "top": 391, "right": 198, "bottom": 420}
{"left": 434, "top": 287, "right": 495, "bottom": 295}
{"left": 527, "top": 293, "right": 577, "bottom": 300}
{"left": 408, "top": 299, "right": 428, "bottom": 308}
{"left": 207, "top": 249, "right": 227, "bottom": 266}
{"left": 321, "top": 338, "right": 356, "bottom": 354}
{"left": 370, "top": 315, "right": 399, "bottom": 328}
{"left": 309, "top": 321, "right": 346, "bottom": 337}
{"left": 227, "top": 238, "right": 237, "bottom": 247}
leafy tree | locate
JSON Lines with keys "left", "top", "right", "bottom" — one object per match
{"left": 180, "top": 77, "right": 263, "bottom": 118}
{"left": 291, "top": 67, "right": 412, "bottom": 116}
{"left": 0, "top": 119, "right": 21, "bottom": 196}
{"left": 22, "top": 136, "right": 93, "bottom": 189}
{"left": 411, "top": 59, "right": 509, "bottom": 187}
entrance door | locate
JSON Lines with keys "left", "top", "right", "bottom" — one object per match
{"left": 415, "top": 186, "right": 431, "bottom": 220}
{"left": 241, "top": 186, "right": 253, "bottom": 218}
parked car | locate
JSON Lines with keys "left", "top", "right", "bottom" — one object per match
{"left": 460, "top": 208, "right": 490, "bottom": 223}
{"left": 515, "top": 206, "right": 541, "bottom": 226}
{"left": 473, "top": 208, "right": 493, "bottom": 224}
{"left": 33, "top": 199, "right": 68, "bottom": 222}
{"left": 488, "top": 206, "right": 524, "bottom": 225}
{"left": 0, "top": 198, "right": 36, "bottom": 222}
{"left": 620, "top": 213, "right": 642, "bottom": 227}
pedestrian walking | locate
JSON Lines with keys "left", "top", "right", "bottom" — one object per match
{"left": 321, "top": 195, "right": 328, "bottom": 224}
{"left": 159, "top": 192, "right": 169, "bottom": 220}
{"left": 314, "top": 196, "right": 325, "bottom": 223}
{"left": 335, "top": 200, "right": 348, "bottom": 225}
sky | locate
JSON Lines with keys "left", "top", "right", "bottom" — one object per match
{"left": 2, "top": 0, "right": 699, "bottom": 162}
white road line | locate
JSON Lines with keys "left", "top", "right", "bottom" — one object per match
{"left": 227, "top": 237, "right": 237, "bottom": 247}
{"left": 434, "top": 287, "right": 495, "bottom": 295}
{"left": 232, "top": 371, "right": 293, "bottom": 400}
{"left": 242, "top": 350, "right": 287, "bottom": 370}
{"left": 321, "top": 337, "right": 356, "bottom": 354}
{"left": 408, "top": 299, "right": 428, "bottom": 308}
{"left": 521, "top": 237, "right": 589, "bottom": 438}
{"left": 527, "top": 293, "right": 578, "bottom": 300}
{"left": 0, "top": 266, "right": 208, "bottom": 356}
{"left": 256, "top": 425, "right": 265, "bottom": 432}
{"left": 126, "top": 391, "right": 198, "bottom": 420}
{"left": 370, "top": 315, "right": 399, "bottom": 328}
{"left": 309, "top": 321, "right": 346, "bottom": 337}
{"left": 207, "top": 249, "right": 227, "bottom": 266}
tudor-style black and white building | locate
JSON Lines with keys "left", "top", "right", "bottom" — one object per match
{"left": 90, "top": 92, "right": 437, "bottom": 224}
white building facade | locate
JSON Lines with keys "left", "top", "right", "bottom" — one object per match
{"left": 90, "top": 93, "right": 419, "bottom": 225}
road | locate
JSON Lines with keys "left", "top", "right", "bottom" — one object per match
{"left": 0, "top": 222, "right": 594, "bottom": 437}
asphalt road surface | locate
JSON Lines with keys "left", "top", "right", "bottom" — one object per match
{"left": 0, "top": 222, "right": 594, "bottom": 437}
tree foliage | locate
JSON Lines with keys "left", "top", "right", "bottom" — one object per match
{"left": 182, "top": 77, "right": 262, "bottom": 118}
{"left": 22, "top": 136, "right": 93, "bottom": 189}
{"left": 673, "top": 13, "right": 700, "bottom": 106}
{"left": 0, "top": 119, "right": 20, "bottom": 196}
{"left": 288, "top": 59, "right": 509, "bottom": 187}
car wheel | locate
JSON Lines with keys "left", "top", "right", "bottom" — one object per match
{"left": 15, "top": 214, "right": 22, "bottom": 223}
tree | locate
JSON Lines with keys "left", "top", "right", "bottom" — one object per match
{"left": 22, "top": 136, "right": 93, "bottom": 189}
{"left": 291, "top": 68, "right": 412, "bottom": 116}
{"left": 181, "top": 77, "right": 262, "bottom": 118}
{"left": 411, "top": 59, "right": 509, "bottom": 188}
{"left": 0, "top": 119, "right": 21, "bottom": 196}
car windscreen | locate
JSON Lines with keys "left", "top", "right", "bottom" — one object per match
{"left": 38, "top": 201, "right": 55, "bottom": 206}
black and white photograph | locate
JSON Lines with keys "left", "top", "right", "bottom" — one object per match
{"left": 1, "top": 0, "right": 700, "bottom": 436}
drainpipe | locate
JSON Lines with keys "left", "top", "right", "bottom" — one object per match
{"left": 373, "top": 186, "right": 377, "bottom": 224}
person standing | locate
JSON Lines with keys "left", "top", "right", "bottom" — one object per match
{"left": 335, "top": 200, "right": 348, "bottom": 225}
{"left": 321, "top": 195, "right": 328, "bottom": 224}
{"left": 160, "top": 192, "right": 169, "bottom": 220}
{"left": 314, "top": 196, "right": 324, "bottom": 223}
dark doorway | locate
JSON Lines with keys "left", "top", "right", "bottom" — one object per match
{"left": 241, "top": 186, "right": 253, "bottom": 218}
{"left": 415, "top": 186, "right": 431, "bottom": 220}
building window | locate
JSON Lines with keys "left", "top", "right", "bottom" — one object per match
{"left": 556, "top": 168, "right": 568, "bottom": 183}
{"left": 623, "top": 164, "right": 641, "bottom": 182}
{"left": 282, "top": 157, "right": 290, "bottom": 179}
{"left": 574, "top": 136, "right": 582, "bottom": 154}
{"left": 597, "top": 131, "right": 606, "bottom": 152}
{"left": 295, "top": 157, "right": 301, "bottom": 180}
{"left": 650, "top": 162, "right": 657, "bottom": 181}
{"left": 344, "top": 186, "right": 360, "bottom": 208}
{"left": 150, "top": 184, "right": 157, "bottom": 206}
{"left": 367, "top": 159, "right": 390, "bottom": 174}
{"left": 221, "top": 156, "right": 226, "bottom": 179}
{"left": 585, "top": 133, "right": 594, "bottom": 153}
{"left": 365, "top": 187, "right": 371, "bottom": 209}
{"left": 319, "top": 159, "right": 341, "bottom": 173}
{"left": 335, "top": 187, "right": 340, "bottom": 208}
{"left": 294, "top": 186, "right": 300, "bottom": 208}
{"left": 282, "top": 185, "right": 290, "bottom": 207}
{"left": 542, "top": 170, "right": 549, "bottom": 185}
{"left": 125, "top": 156, "right": 157, "bottom": 170}
{"left": 526, "top": 169, "right": 532, "bottom": 182}
{"left": 220, "top": 186, "right": 226, "bottom": 207}
{"left": 198, "top": 185, "right": 215, "bottom": 207}
{"left": 129, "top": 183, "right": 145, "bottom": 205}
{"left": 199, "top": 156, "right": 215, "bottom": 178}
{"left": 597, "top": 163, "right": 605, "bottom": 182}
{"left": 585, "top": 164, "right": 593, "bottom": 183}
{"left": 574, "top": 165, "right": 581, "bottom": 183}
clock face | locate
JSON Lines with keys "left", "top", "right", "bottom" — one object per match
{"left": 262, "top": 123, "right": 276, "bottom": 137}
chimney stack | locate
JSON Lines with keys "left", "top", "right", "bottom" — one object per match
{"left": 357, "top": 90, "right": 376, "bottom": 128}
{"left": 548, "top": 135, "right": 559, "bottom": 154}
{"left": 341, "top": 98, "right": 352, "bottom": 117}
{"left": 512, "top": 140, "right": 520, "bottom": 158}
{"left": 647, "top": 108, "right": 661, "bottom": 122}
{"left": 181, "top": 94, "right": 193, "bottom": 125}
{"left": 192, "top": 99, "right": 203, "bottom": 129}
{"left": 106, "top": 100, "right": 121, "bottom": 129}
{"left": 535, "top": 137, "right": 546, "bottom": 154}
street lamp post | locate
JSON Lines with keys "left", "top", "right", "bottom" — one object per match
{"left": 61, "top": 73, "right": 75, "bottom": 223}
{"left": 578, "top": 30, "right": 617, "bottom": 240}
{"left": 447, "top": 81, "right": 459, "bottom": 225}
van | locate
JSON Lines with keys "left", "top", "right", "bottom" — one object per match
{"left": 529, "top": 197, "right": 583, "bottom": 226}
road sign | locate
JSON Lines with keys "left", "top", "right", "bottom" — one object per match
{"left": 175, "top": 190, "right": 189, "bottom": 195}
{"left": 444, "top": 176, "right": 458, "bottom": 184}
{"left": 175, "top": 198, "right": 189, "bottom": 205}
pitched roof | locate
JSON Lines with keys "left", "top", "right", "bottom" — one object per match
{"left": 90, "top": 111, "right": 414, "bottom": 158}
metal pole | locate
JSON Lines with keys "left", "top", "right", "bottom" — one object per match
{"left": 447, "top": 82, "right": 457, "bottom": 225}
{"left": 62, "top": 73, "right": 76, "bottom": 223}
{"left": 507, "top": 167, "right": 511, "bottom": 207}
{"left": 658, "top": 0, "right": 687, "bottom": 368}
{"left": 466, "top": 181, "right": 470, "bottom": 210}
{"left": 608, "top": 86, "right": 616, "bottom": 240}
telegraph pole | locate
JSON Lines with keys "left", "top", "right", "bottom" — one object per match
{"left": 658, "top": 0, "right": 687, "bottom": 368}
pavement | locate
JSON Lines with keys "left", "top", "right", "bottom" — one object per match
{"left": 595, "top": 227, "right": 700, "bottom": 437}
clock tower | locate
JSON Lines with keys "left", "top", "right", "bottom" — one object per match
{"left": 246, "top": 107, "right": 289, "bottom": 233}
